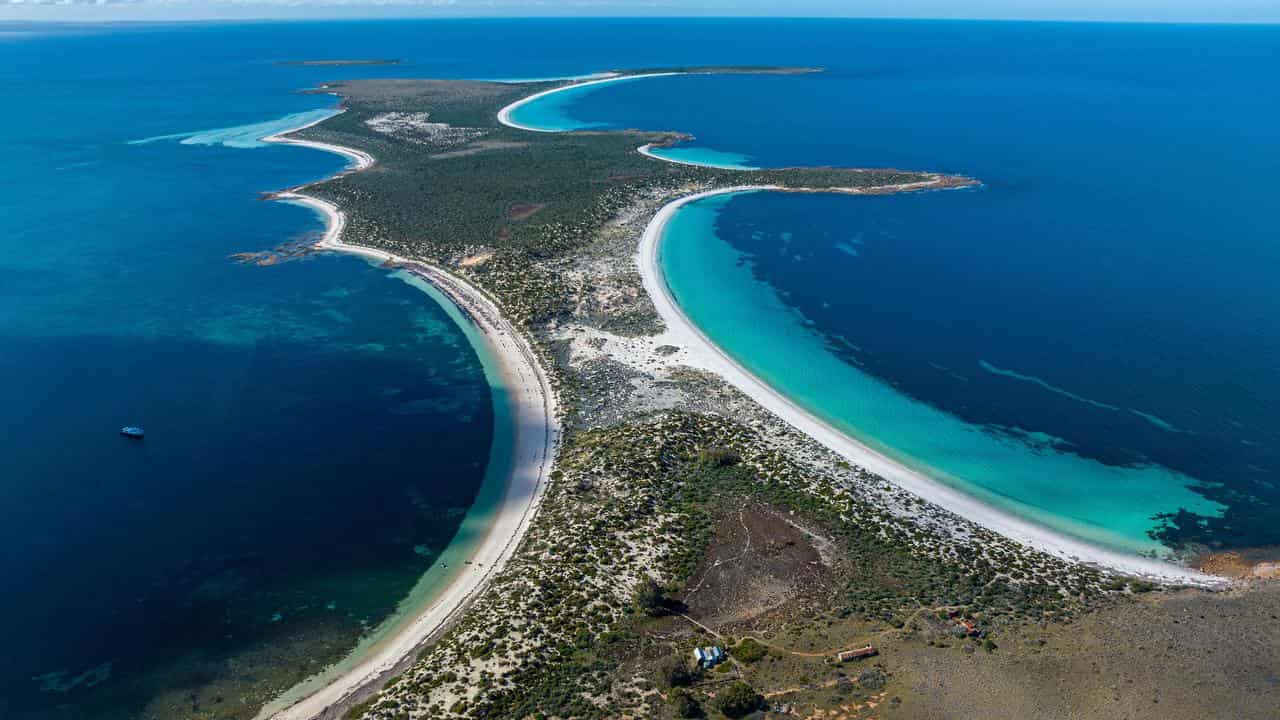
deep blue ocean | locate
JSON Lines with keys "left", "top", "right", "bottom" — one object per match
{"left": 510, "top": 21, "right": 1280, "bottom": 556}
{"left": 3, "top": 17, "right": 1277, "bottom": 719}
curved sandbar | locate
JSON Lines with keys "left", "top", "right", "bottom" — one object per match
{"left": 496, "top": 71, "right": 680, "bottom": 132}
{"left": 637, "top": 187, "right": 1222, "bottom": 588}
{"left": 495, "top": 71, "right": 1223, "bottom": 584}
{"left": 497, "top": 69, "right": 810, "bottom": 170}
{"left": 498, "top": 71, "right": 749, "bottom": 168}
{"left": 260, "top": 114, "right": 561, "bottom": 719}
{"left": 262, "top": 108, "right": 375, "bottom": 171}
{"left": 636, "top": 141, "right": 760, "bottom": 170}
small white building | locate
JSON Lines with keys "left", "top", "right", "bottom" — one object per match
{"left": 693, "top": 645, "right": 725, "bottom": 669}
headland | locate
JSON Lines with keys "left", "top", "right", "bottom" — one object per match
{"left": 253, "top": 69, "right": 1260, "bottom": 720}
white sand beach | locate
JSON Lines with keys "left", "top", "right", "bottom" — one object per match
{"left": 498, "top": 71, "right": 1224, "bottom": 585}
{"left": 262, "top": 108, "right": 375, "bottom": 171}
{"left": 258, "top": 119, "right": 560, "bottom": 720}
{"left": 496, "top": 72, "right": 680, "bottom": 132}
{"left": 635, "top": 142, "right": 762, "bottom": 170}
{"left": 636, "top": 187, "right": 1224, "bottom": 588}
{"left": 253, "top": 74, "right": 1219, "bottom": 718}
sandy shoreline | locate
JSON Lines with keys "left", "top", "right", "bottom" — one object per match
{"left": 636, "top": 142, "right": 761, "bottom": 170}
{"left": 497, "top": 72, "right": 754, "bottom": 170}
{"left": 252, "top": 72, "right": 1219, "bottom": 716}
{"left": 637, "top": 187, "right": 1222, "bottom": 587}
{"left": 259, "top": 116, "right": 561, "bottom": 719}
{"left": 496, "top": 71, "right": 681, "bottom": 132}
{"left": 496, "top": 71, "right": 1222, "bottom": 584}
{"left": 262, "top": 107, "right": 375, "bottom": 171}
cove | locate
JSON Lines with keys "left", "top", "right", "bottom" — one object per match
{"left": 504, "top": 21, "right": 1280, "bottom": 556}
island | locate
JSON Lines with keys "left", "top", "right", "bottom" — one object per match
{"left": 258, "top": 69, "right": 1278, "bottom": 720}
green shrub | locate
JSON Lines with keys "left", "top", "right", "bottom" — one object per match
{"left": 633, "top": 578, "right": 669, "bottom": 617}
{"left": 696, "top": 446, "right": 741, "bottom": 468}
{"left": 730, "top": 638, "right": 767, "bottom": 664}
{"left": 341, "top": 696, "right": 376, "bottom": 720}
{"left": 715, "top": 681, "right": 762, "bottom": 718}
{"left": 670, "top": 689, "right": 703, "bottom": 718}
{"left": 658, "top": 655, "right": 696, "bottom": 688}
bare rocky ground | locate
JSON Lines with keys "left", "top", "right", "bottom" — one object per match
{"left": 681, "top": 505, "right": 839, "bottom": 629}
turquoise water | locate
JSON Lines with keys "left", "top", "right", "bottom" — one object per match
{"left": 507, "top": 76, "right": 760, "bottom": 168}
{"left": 5, "top": 16, "right": 1276, "bottom": 719}
{"left": 507, "top": 75, "right": 655, "bottom": 130}
{"left": 0, "top": 21, "right": 509, "bottom": 720}
{"left": 645, "top": 145, "right": 759, "bottom": 170}
{"left": 507, "top": 21, "right": 1280, "bottom": 557}
{"left": 129, "top": 108, "right": 339, "bottom": 149}
{"left": 255, "top": 270, "right": 520, "bottom": 718}
{"left": 661, "top": 193, "right": 1218, "bottom": 555}
{"left": 8, "top": 17, "right": 864, "bottom": 718}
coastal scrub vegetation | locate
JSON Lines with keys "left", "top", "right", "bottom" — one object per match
{"left": 293, "top": 74, "right": 963, "bottom": 328}
{"left": 279, "top": 71, "right": 1276, "bottom": 720}
{"left": 344, "top": 412, "right": 1110, "bottom": 719}
{"left": 715, "top": 681, "right": 763, "bottom": 718}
